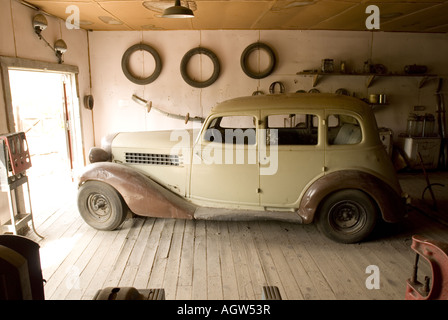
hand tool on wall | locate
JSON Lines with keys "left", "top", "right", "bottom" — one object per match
{"left": 132, "top": 94, "right": 205, "bottom": 124}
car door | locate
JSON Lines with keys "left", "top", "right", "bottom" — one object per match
{"left": 190, "top": 112, "right": 260, "bottom": 206}
{"left": 259, "top": 110, "right": 325, "bottom": 208}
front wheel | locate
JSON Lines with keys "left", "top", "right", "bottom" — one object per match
{"left": 316, "top": 189, "right": 378, "bottom": 243}
{"left": 77, "top": 181, "right": 127, "bottom": 230}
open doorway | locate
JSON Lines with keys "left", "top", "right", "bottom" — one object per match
{"left": 8, "top": 69, "right": 83, "bottom": 222}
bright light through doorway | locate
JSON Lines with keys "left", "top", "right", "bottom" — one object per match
{"left": 8, "top": 69, "right": 79, "bottom": 223}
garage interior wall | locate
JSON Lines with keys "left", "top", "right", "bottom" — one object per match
{"left": 89, "top": 30, "right": 448, "bottom": 143}
{"left": 1, "top": 1, "right": 448, "bottom": 225}
{"left": 0, "top": 0, "right": 92, "bottom": 225}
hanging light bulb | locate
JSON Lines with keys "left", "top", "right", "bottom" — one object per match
{"left": 54, "top": 39, "right": 67, "bottom": 64}
{"left": 32, "top": 14, "right": 48, "bottom": 37}
{"left": 162, "top": 0, "right": 194, "bottom": 18}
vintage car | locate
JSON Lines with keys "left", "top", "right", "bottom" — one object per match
{"left": 77, "top": 93, "right": 406, "bottom": 243}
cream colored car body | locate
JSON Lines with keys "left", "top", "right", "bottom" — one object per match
{"left": 113, "top": 93, "right": 400, "bottom": 206}
{"left": 78, "top": 93, "right": 406, "bottom": 242}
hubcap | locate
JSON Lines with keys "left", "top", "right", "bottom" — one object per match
{"left": 329, "top": 200, "right": 366, "bottom": 233}
{"left": 87, "top": 193, "right": 111, "bottom": 221}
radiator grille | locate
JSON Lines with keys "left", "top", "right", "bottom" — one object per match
{"left": 125, "top": 152, "right": 182, "bottom": 166}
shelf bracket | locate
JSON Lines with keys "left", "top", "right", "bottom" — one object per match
{"left": 418, "top": 76, "right": 440, "bottom": 89}
{"left": 312, "top": 74, "right": 320, "bottom": 87}
{"left": 366, "top": 74, "right": 376, "bottom": 88}
{"left": 418, "top": 76, "right": 429, "bottom": 89}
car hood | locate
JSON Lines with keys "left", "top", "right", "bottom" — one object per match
{"left": 111, "top": 129, "right": 199, "bottom": 152}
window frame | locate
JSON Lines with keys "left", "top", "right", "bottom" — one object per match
{"left": 201, "top": 113, "right": 258, "bottom": 146}
{"left": 265, "top": 112, "right": 320, "bottom": 146}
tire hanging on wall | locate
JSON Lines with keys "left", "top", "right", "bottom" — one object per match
{"left": 180, "top": 47, "right": 221, "bottom": 88}
{"left": 240, "top": 42, "right": 276, "bottom": 79}
{"left": 269, "top": 81, "right": 285, "bottom": 94}
{"left": 121, "top": 43, "right": 162, "bottom": 85}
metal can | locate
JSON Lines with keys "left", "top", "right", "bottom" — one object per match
{"left": 321, "top": 59, "right": 334, "bottom": 73}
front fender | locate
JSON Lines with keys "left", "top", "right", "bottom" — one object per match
{"left": 297, "top": 170, "right": 406, "bottom": 224}
{"left": 78, "top": 162, "right": 196, "bottom": 219}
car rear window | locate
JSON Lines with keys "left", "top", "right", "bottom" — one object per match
{"left": 327, "top": 114, "right": 362, "bottom": 145}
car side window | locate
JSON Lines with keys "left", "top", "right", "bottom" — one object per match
{"left": 204, "top": 115, "right": 256, "bottom": 145}
{"left": 327, "top": 114, "right": 362, "bottom": 145}
{"left": 267, "top": 113, "right": 318, "bottom": 145}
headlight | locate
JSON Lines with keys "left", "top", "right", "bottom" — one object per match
{"left": 88, "top": 147, "right": 111, "bottom": 163}
{"left": 88, "top": 133, "right": 119, "bottom": 163}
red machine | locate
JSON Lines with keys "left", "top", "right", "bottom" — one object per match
{"left": 0, "top": 132, "right": 33, "bottom": 235}
{"left": 406, "top": 235, "right": 448, "bottom": 300}
{"left": 0, "top": 132, "right": 31, "bottom": 177}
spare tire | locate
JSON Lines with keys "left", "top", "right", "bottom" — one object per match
{"left": 240, "top": 42, "right": 276, "bottom": 79}
{"left": 180, "top": 47, "right": 221, "bottom": 88}
{"left": 121, "top": 43, "right": 162, "bottom": 85}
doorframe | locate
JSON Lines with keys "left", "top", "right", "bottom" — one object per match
{"left": 1, "top": 56, "right": 79, "bottom": 132}
{"left": 0, "top": 56, "right": 84, "bottom": 170}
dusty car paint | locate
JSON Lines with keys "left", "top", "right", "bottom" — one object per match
{"left": 79, "top": 162, "right": 196, "bottom": 219}
{"left": 78, "top": 93, "right": 407, "bottom": 238}
{"left": 298, "top": 170, "right": 405, "bottom": 224}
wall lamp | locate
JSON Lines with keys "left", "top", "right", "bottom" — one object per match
{"left": 162, "top": 0, "right": 194, "bottom": 18}
{"left": 54, "top": 39, "right": 68, "bottom": 63}
{"left": 32, "top": 14, "right": 68, "bottom": 64}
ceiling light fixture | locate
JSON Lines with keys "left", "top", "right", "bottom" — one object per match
{"left": 271, "top": 1, "right": 315, "bottom": 11}
{"left": 162, "top": 0, "right": 194, "bottom": 18}
{"left": 286, "top": 1, "right": 316, "bottom": 8}
{"left": 79, "top": 20, "right": 94, "bottom": 26}
{"left": 98, "top": 16, "right": 123, "bottom": 25}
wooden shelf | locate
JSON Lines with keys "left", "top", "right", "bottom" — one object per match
{"left": 296, "top": 71, "right": 438, "bottom": 88}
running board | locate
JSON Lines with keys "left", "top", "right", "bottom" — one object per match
{"left": 194, "top": 207, "right": 303, "bottom": 224}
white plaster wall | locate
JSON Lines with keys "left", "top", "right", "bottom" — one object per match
{"left": 88, "top": 30, "right": 264, "bottom": 140}
{"left": 0, "top": 0, "right": 92, "bottom": 225}
{"left": 0, "top": 0, "right": 93, "bottom": 150}
{"left": 89, "top": 29, "right": 448, "bottom": 145}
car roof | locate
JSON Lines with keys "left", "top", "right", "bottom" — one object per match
{"left": 211, "top": 93, "right": 370, "bottom": 114}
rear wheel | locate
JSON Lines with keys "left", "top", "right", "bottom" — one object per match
{"left": 77, "top": 181, "right": 127, "bottom": 230}
{"left": 316, "top": 189, "right": 378, "bottom": 243}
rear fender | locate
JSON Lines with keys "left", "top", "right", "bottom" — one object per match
{"left": 78, "top": 162, "right": 196, "bottom": 219}
{"left": 298, "top": 170, "right": 406, "bottom": 224}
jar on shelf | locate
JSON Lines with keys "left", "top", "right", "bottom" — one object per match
{"left": 321, "top": 59, "right": 334, "bottom": 73}
{"left": 406, "top": 113, "right": 417, "bottom": 136}
{"left": 415, "top": 115, "right": 424, "bottom": 137}
{"left": 423, "top": 113, "right": 435, "bottom": 137}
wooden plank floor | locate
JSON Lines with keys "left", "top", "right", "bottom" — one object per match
{"left": 24, "top": 173, "right": 448, "bottom": 300}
